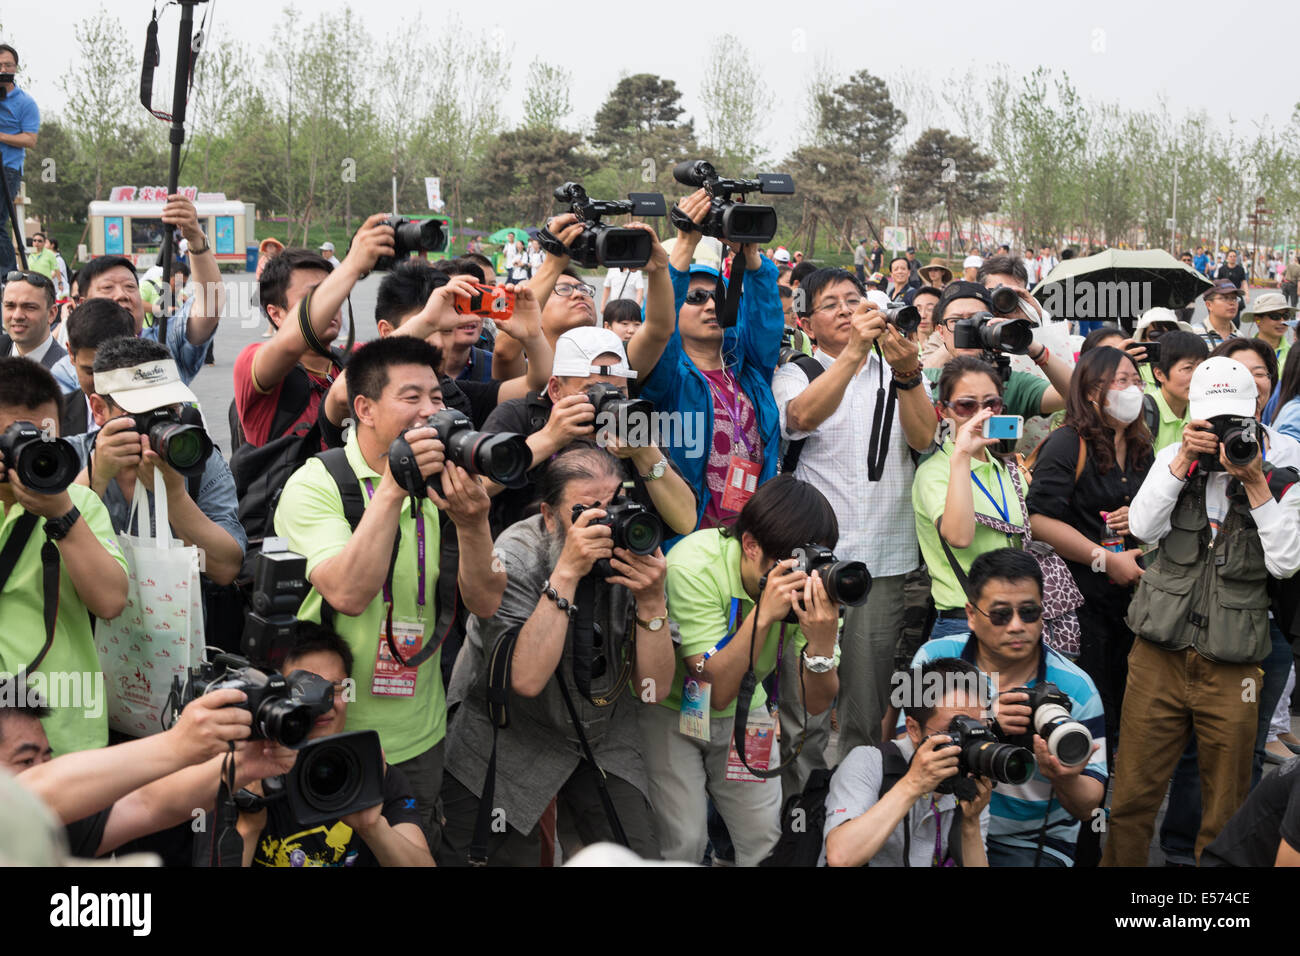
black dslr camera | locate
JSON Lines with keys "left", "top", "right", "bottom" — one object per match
{"left": 587, "top": 383, "right": 654, "bottom": 448}
{"left": 925, "top": 713, "right": 1036, "bottom": 799}
{"left": 539, "top": 182, "right": 667, "bottom": 269}
{"left": 1197, "top": 415, "right": 1259, "bottom": 472}
{"left": 284, "top": 729, "right": 386, "bottom": 827}
{"left": 670, "top": 160, "right": 795, "bottom": 245}
{"left": 772, "top": 543, "right": 872, "bottom": 623}
{"left": 1007, "top": 681, "right": 1093, "bottom": 767}
{"left": 241, "top": 544, "right": 312, "bottom": 670}
{"left": 951, "top": 311, "right": 1034, "bottom": 354}
{"left": 571, "top": 500, "right": 664, "bottom": 577}
{"left": 374, "top": 216, "right": 449, "bottom": 271}
{"left": 131, "top": 406, "right": 213, "bottom": 477}
{"left": 389, "top": 409, "right": 530, "bottom": 497}
{"left": 0, "top": 421, "right": 80, "bottom": 493}
{"left": 887, "top": 299, "right": 922, "bottom": 337}
{"left": 171, "top": 652, "right": 334, "bottom": 749}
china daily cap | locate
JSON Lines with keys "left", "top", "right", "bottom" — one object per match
{"left": 1188, "top": 356, "right": 1258, "bottom": 420}
{"left": 94, "top": 359, "right": 198, "bottom": 413}
{"left": 552, "top": 327, "right": 637, "bottom": 379}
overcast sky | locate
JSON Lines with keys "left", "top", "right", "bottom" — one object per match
{"left": 4, "top": 0, "right": 1297, "bottom": 162}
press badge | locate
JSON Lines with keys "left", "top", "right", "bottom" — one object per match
{"left": 720, "top": 457, "right": 760, "bottom": 513}
{"left": 725, "top": 707, "right": 777, "bottom": 782}
{"left": 371, "top": 620, "right": 423, "bottom": 697}
{"left": 680, "top": 676, "right": 711, "bottom": 740}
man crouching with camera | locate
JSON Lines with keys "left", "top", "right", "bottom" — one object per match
{"left": 824, "top": 658, "right": 992, "bottom": 866}
{"left": 273, "top": 336, "right": 506, "bottom": 856}
{"left": 439, "top": 444, "right": 677, "bottom": 865}
{"left": 234, "top": 625, "right": 434, "bottom": 867}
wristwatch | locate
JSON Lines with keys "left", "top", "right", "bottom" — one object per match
{"left": 188, "top": 240, "right": 211, "bottom": 255}
{"left": 636, "top": 612, "right": 669, "bottom": 632}
{"left": 801, "top": 651, "right": 836, "bottom": 674}
{"left": 640, "top": 456, "right": 668, "bottom": 481}
{"left": 44, "top": 506, "right": 80, "bottom": 541}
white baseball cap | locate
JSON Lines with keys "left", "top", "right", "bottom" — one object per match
{"left": 552, "top": 327, "right": 637, "bottom": 380}
{"left": 963, "top": 255, "right": 983, "bottom": 270}
{"left": 93, "top": 359, "right": 198, "bottom": 413}
{"left": 774, "top": 247, "right": 791, "bottom": 263}
{"left": 1188, "top": 356, "right": 1258, "bottom": 421}
{"left": 865, "top": 289, "right": 891, "bottom": 310}
{"left": 1136, "top": 306, "right": 1195, "bottom": 335}
{"left": 319, "top": 241, "right": 335, "bottom": 252}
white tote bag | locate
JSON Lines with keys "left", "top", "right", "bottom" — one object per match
{"left": 95, "top": 471, "right": 206, "bottom": 737}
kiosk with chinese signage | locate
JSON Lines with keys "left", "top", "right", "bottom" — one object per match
{"left": 87, "top": 187, "right": 256, "bottom": 268}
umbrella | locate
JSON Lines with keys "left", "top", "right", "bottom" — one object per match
{"left": 488, "top": 227, "right": 536, "bottom": 244}
{"left": 1032, "top": 249, "right": 1213, "bottom": 325}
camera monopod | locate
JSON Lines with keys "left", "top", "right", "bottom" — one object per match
{"left": 139, "top": 0, "right": 211, "bottom": 345}
{"left": 0, "top": 161, "right": 28, "bottom": 271}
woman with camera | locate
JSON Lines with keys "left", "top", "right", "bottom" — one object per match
{"left": 913, "top": 357, "right": 1026, "bottom": 639}
{"left": 1026, "top": 346, "right": 1153, "bottom": 758}
{"left": 639, "top": 475, "right": 843, "bottom": 866}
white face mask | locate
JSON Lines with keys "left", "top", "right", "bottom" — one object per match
{"left": 1105, "top": 384, "right": 1144, "bottom": 424}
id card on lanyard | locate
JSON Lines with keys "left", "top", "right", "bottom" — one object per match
{"left": 707, "top": 371, "right": 760, "bottom": 513}
{"left": 680, "top": 596, "right": 741, "bottom": 740}
{"left": 363, "top": 479, "right": 427, "bottom": 698}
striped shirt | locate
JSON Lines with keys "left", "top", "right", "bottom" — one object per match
{"left": 910, "top": 634, "right": 1108, "bottom": 866}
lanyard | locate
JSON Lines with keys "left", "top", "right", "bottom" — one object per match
{"left": 362, "top": 478, "right": 426, "bottom": 615}
{"left": 930, "top": 797, "right": 954, "bottom": 867}
{"left": 704, "top": 369, "right": 756, "bottom": 459}
{"left": 695, "top": 597, "right": 742, "bottom": 674}
{"left": 970, "top": 467, "right": 1009, "bottom": 523}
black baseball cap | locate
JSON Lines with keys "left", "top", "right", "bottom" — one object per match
{"left": 933, "top": 280, "right": 993, "bottom": 326}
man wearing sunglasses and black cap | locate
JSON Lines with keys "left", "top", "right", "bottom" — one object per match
{"left": 909, "top": 548, "right": 1106, "bottom": 867}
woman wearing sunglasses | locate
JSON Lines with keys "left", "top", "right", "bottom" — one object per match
{"left": 913, "top": 357, "right": 1026, "bottom": 639}
{"left": 1026, "top": 346, "right": 1153, "bottom": 764}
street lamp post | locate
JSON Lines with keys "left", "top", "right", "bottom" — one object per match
{"left": 892, "top": 184, "right": 901, "bottom": 255}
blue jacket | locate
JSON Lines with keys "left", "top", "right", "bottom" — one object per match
{"left": 639, "top": 257, "right": 784, "bottom": 547}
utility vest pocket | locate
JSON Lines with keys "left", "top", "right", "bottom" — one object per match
{"left": 1126, "top": 568, "right": 1197, "bottom": 650}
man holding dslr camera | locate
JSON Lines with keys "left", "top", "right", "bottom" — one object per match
{"left": 910, "top": 549, "right": 1107, "bottom": 866}
{"left": 824, "top": 658, "right": 992, "bottom": 867}
{"left": 1104, "top": 355, "right": 1300, "bottom": 865}
{"left": 273, "top": 336, "right": 507, "bottom": 853}
{"left": 234, "top": 625, "right": 434, "bottom": 867}
{"left": 440, "top": 445, "right": 676, "bottom": 865}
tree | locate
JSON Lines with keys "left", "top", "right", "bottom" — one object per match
{"left": 898, "top": 128, "right": 1002, "bottom": 255}
{"left": 522, "top": 59, "right": 573, "bottom": 132}
{"left": 591, "top": 74, "right": 697, "bottom": 197}
{"left": 698, "top": 35, "right": 773, "bottom": 169}
{"left": 58, "top": 8, "right": 137, "bottom": 201}
{"left": 817, "top": 69, "right": 906, "bottom": 171}
{"left": 473, "top": 126, "right": 589, "bottom": 226}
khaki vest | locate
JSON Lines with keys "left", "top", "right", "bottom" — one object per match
{"left": 1125, "top": 470, "right": 1272, "bottom": 664}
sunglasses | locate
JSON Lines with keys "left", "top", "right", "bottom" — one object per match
{"left": 945, "top": 396, "right": 1004, "bottom": 416}
{"left": 4, "top": 270, "right": 53, "bottom": 288}
{"left": 684, "top": 288, "right": 718, "bottom": 306}
{"left": 972, "top": 602, "right": 1043, "bottom": 627}
{"left": 554, "top": 282, "right": 596, "bottom": 299}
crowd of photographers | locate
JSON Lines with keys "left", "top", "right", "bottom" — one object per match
{"left": 4, "top": 138, "right": 1300, "bottom": 868}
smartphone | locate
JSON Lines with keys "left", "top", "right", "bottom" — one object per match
{"left": 1129, "top": 340, "right": 1161, "bottom": 364}
{"left": 983, "top": 415, "right": 1024, "bottom": 441}
{"left": 453, "top": 283, "right": 514, "bottom": 320}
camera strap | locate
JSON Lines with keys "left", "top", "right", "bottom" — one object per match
{"left": 139, "top": 4, "right": 205, "bottom": 124}
{"left": 469, "top": 629, "right": 518, "bottom": 865}
{"left": 554, "top": 670, "right": 630, "bottom": 847}
{"left": 731, "top": 581, "right": 810, "bottom": 779}
{"left": 0, "top": 513, "right": 60, "bottom": 675}
{"left": 570, "top": 577, "right": 636, "bottom": 707}
{"left": 866, "top": 347, "right": 898, "bottom": 482}
{"left": 715, "top": 263, "right": 745, "bottom": 330}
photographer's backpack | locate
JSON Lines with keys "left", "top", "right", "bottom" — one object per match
{"left": 778, "top": 353, "right": 825, "bottom": 474}
{"left": 760, "top": 741, "right": 963, "bottom": 867}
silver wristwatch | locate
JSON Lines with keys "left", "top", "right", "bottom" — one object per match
{"left": 641, "top": 456, "right": 668, "bottom": 481}
{"left": 801, "top": 651, "right": 836, "bottom": 674}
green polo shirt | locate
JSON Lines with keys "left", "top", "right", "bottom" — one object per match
{"left": 912, "top": 441, "right": 1025, "bottom": 610}
{"left": 0, "top": 486, "right": 126, "bottom": 756}
{"left": 923, "top": 367, "right": 1049, "bottom": 420}
{"left": 1144, "top": 385, "right": 1190, "bottom": 453}
{"left": 273, "top": 432, "right": 445, "bottom": 764}
{"left": 661, "top": 528, "right": 835, "bottom": 718}
{"left": 1276, "top": 339, "right": 1291, "bottom": 377}
{"left": 27, "top": 248, "right": 58, "bottom": 280}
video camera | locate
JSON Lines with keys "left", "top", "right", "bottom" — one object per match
{"left": 571, "top": 499, "right": 664, "bottom": 577}
{"left": 235, "top": 730, "right": 386, "bottom": 828}
{"left": 587, "top": 383, "right": 654, "bottom": 448}
{"left": 1008, "top": 681, "right": 1093, "bottom": 767}
{"left": 0, "top": 421, "right": 80, "bottom": 493}
{"left": 131, "top": 406, "right": 213, "bottom": 477}
{"left": 768, "top": 543, "right": 872, "bottom": 624}
{"left": 241, "top": 542, "right": 312, "bottom": 670}
{"left": 925, "top": 714, "right": 1036, "bottom": 799}
{"left": 1198, "top": 415, "right": 1260, "bottom": 472}
{"left": 374, "top": 217, "right": 449, "bottom": 271}
{"left": 539, "top": 182, "right": 667, "bottom": 269}
{"left": 170, "top": 652, "right": 334, "bottom": 749}
{"left": 670, "top": 160, "right": 795, "bottom": 245}
{"left": 389, "top": 409, "right": 530, "bottom": 498}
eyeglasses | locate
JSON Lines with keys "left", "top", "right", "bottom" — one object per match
{"left": 945, "top": 396, "right": 1003, "bottom": 416}
{"left": 554, "top": 282, "right": 596, "bottom": 299}
{"left": 4, "top": 270, "right": 53, "bottom": 289}
{"left": 684, "top": 288, "right": 718, "bottom": 306}
{"left": 813, "top": 297, "right": 862, "bottom": 316}
{"left": 971, "top": 602, "right": 1043, "bottom": 627}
